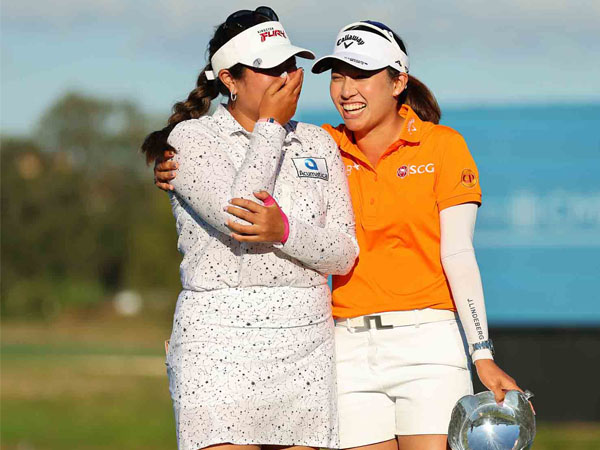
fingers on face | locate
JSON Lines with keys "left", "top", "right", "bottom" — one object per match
{"left": 286, "top": 70, "right": 303, "bottom": 92}
{"left": 269, "top": 75, "right": 287, "bottom": 93}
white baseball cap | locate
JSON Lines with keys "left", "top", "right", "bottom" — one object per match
{"left": 312, "top": 21, "right": 409, "bottom": 74}
{"left": 205, "top": 21, "right": 315, "bottom": 80}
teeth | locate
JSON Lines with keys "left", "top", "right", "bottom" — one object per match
{"left": 343, "top": 103, "right": 366, "bottom": 111}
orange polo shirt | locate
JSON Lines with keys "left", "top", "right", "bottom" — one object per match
{"left": 323, "top": 104, "right": 482, "bottom": 319}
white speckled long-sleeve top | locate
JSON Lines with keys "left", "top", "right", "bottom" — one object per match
{"left": 167, "top": 104, "right": 358, "bottom": 293}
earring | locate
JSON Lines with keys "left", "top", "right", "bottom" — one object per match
{"left": 230, "top": 92, "right": 237, "bottom": 102}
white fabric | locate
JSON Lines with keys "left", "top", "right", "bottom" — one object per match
{"left": 312, "top": 24, "right": 409, "bottom": 74}
{"left": 164, "top": 105, "right": 358, "bottom": 448}
{"left": 167, "top": 104, "right": 359, "bottom": 319}
{"left": 440, "top": 203, "right": 493, "bottom": 362}
{"left": 205, "top": 21, "right": 314, "bottom": 80}
{"left": 334, "top": 318, "right": 473, "bottom": 446}
{"left": 336, "top": 308, "right": 457, "bottom": 328}
{"left": 166, "top": 288, "right": 339, "bottom": 450}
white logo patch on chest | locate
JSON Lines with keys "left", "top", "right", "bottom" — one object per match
{"left": 292, "top": 157, "right": 329, "bottom": 181}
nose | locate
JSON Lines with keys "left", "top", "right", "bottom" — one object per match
{"left": 340, "top": 76, "right": 357, "bottom": 99}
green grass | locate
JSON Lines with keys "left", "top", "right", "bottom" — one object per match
{"left": 2, "top": 316, "right": 176, "bottom": 450}
{"left": 2, "top": 316, "right": 599, "bottom": 449}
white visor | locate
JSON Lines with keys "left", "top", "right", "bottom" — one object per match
{"left": 312, "top": 22, "right": 409, "bottom": 74}
{"left": 206, "top": 21, "right": 315, "bottom": 80}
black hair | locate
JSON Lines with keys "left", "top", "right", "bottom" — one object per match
{"left": 141, "top": 12, "right": 271, "bottom": 163}
{"left": 347, "top": 21, "right": 442, "bottom": 124}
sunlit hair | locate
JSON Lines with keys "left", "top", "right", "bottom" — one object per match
{"left": 346, "top": 22, "right": 442, "bottom": 124}
{"left": 141, "top": 14, "right": 270, "bottom": 163}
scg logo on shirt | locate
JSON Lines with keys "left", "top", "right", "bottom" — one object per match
{"left": 397, "top": 163, "right": 435, "bottom": 179}
{"left": 292, "top": 157, "right": 329, "bottom": 181}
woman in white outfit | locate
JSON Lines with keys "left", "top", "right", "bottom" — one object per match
{"left": 141, "top": 7, "right": 358, "bottom": 450}
{"left": 155, "top": 18, "right": 530, "bottom": 450}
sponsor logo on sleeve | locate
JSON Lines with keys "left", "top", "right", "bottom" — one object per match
{"left": 292, "top": 157, "right": 329, "bottom": 180}
{"left": 461, "top": 168, "right": 477, "bottom": 188}
{"left": 346, "top": 163, "right": 361, "bottom": 177}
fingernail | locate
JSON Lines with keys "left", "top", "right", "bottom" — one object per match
{"left": 223, "top": 206, "right": 227, "bottom": 211}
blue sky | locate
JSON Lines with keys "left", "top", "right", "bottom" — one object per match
{"left": 2, "top": 0, "right": 600, "bottom": 134}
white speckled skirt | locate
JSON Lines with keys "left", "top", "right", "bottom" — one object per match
{"left": 165, "top": 286, "right": 339, "bottom": 450}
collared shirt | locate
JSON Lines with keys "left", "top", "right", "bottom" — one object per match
{"left": 168, "top": 104, "right": 358, "bottom": 295}
{"left": 323, "top": 104, "right": 482, "bottom": 318}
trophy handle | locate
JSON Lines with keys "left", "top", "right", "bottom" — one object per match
{"left": 523, "top": 390, "right": 534, "bottom": 401}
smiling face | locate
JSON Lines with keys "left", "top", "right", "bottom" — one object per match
{"left": 329, "top": 61, "right": 407, "bottom": 136}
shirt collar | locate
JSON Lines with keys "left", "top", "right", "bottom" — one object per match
{"left": 397, "top": 104, "right": 424, "bottom": 144}
{"left": 332, "top": 104, "right": 426, "bottom": 169}
{"left": 213, "top": 103, "right": 247, "bottom": 136}
{"left": 213, "top": 103, "right": 301, "bottom": 144}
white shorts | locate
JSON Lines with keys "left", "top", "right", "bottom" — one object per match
{"left": 334, "top": 311, "right": 473, "bottom": 448}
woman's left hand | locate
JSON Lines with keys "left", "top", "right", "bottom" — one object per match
{"left": 474, "top": 359, "right": 521, "bottom": 403}
{"left": 225, "top": 191, "right": 285, "bottom": 243}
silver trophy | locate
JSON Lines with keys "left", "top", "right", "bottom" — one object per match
{"left": 448, "top": 390, "right": 535, "bottom": 450}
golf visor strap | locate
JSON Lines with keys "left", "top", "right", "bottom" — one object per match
{"left": 312, "top": 21, "right": 409, "bottom": 74}
{"left": 205, "top": 21, "right": 315, "bottom": 80}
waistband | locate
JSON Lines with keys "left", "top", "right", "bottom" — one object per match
{"left": 175, "top": 285, "right": 333, "bottom": 328}
{"left": 334, "top": 309, "right": 457, "bottom": 331}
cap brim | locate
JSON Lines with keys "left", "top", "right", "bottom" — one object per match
{"left": 242, "top": 44, "right": 315, "bottom": 70}
{"left": 311, "top": 52, "right": 387, "bottom": 74}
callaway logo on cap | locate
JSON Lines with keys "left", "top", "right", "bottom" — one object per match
{"left": 206, "top": 21, "right": 315, "bottom": 80}
{"left": 311, "top": 21, "right": 409, "bottom": 74}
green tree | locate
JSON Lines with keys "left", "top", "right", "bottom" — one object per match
{"left": 35, "top": 92, "right": 150, "bottom": 172}
{"left": 1, "top": 92, "right": 181, "bottom": 318}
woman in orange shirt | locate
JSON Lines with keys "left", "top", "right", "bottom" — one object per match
{"left": 155, "top": 19, "right": 523, "bottom": 450}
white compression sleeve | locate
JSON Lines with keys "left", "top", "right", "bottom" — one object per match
{"left": 440, "top": 203, "right": 493, "bottom": 362}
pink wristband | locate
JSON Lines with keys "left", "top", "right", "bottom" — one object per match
{"left": 263, "top": 194, "right": 290, "bottom": 244}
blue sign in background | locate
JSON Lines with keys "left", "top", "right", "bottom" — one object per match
{"left": 299, "top": 104, "right": 600, "bottom": 326}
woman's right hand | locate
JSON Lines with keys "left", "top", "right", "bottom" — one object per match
{"left": 154, "top": 150, "right": 177, "bottom": 191}
{"left": 154, "top": 69, "right": 303, "bottom": 192}
{"left": 258, "top": 68, "right": 303, "bottom": 125}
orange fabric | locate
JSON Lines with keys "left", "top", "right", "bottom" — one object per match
{"left": 323, "top": 104, "right": 482, "bottom": 319}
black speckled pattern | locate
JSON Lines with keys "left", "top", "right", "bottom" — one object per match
{"left": 166, "top": 288, "right": 338, "bottom": 450}
{"left": 163, "top": 105, "right": 358, "bottom": 448}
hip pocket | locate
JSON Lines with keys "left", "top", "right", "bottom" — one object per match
{"left": 444, "top": 320, "right": 470, "bottom": 370}
{"left": 421, "top": 320, "right": 470, "bottom": 370}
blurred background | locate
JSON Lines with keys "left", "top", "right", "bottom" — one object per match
{"left": 1, "top": 1, "right": 599, "bottom": 449}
